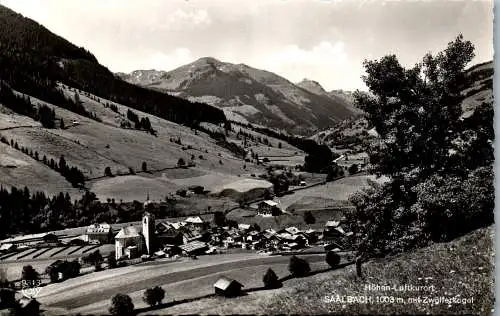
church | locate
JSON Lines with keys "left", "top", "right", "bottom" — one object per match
{"left": 115, "top": 212, "right": 155, "bottom": 260}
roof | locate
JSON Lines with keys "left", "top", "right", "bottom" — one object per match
{"left": 185, "top": 216, "right": 204, "bottom": 224}
{"left": 260, "top": 200, "right": 278, "bottom": 207}
{"left": 238, "top": 224, "right": 251, "bottom": 230}
{"left": 115, "top": 226, "right": 141, "bottom": 239}
{"left": 86, "top": 223, "right": 111, "bottom": 234}
{"left": 0, "top": 243, "right": 14, "bottom": 251}
{"left": 285, "top": 227, "right": 301, "bottom": 235}
{"left": 326, "top": 221, "right": 340, "bottom": 228}
{"left": 0, "top": 232, "right": 52, "bottom": 244}
{"left": 214, "top": 276, "right": 243, "bottom": 290}
{"left": 179, "top": 241, "right": 208, "bottom": 253}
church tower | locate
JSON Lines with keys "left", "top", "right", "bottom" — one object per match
{"left": 142, "top": 212, "right": 155, "bottom": 255}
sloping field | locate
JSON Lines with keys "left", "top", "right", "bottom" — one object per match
{"left": 159, "top": 225, "right": 494, "bottom": 315}
{"left": 169, "top": 172, "right": 272, "bottom": 194}
{"left": 89, "top": 174, "right": 180, "bottom": 202}
{"left": 0, "top": 86, "right": 274, "bottom": 200}
{"left": 275, "top": 175, "right": 388, "bottom": 210}
{"left": 0, "top": 142, "right": 82, "bottom": 197}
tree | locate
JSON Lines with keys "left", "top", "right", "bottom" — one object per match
{"left": 177, "top": 158, "right": 186, "bottom": 168}
{"left": 60, "top": 118, "right": 65, "bottom": 129}
{"left": 288, "top": 256, "right": 310, "bottom": 278}
{"left": 141, "top": 161, "right": 148, "bottom": 172}
{"left": 263, "top": 268, "right": 282, "bottom": 289}
{"left": 346, "top": 35, "right": 493, "bottom": 257}
{"left": 303, "top": 211, "right": 316, "bottom": 225}
{"left": 143, "top": 286, "right": 165, "bottom": 307}
{"left": 213, "top": 211, "right": 226, "bottom": 227}
{"left": 326, "top": 251, "right": 341, "bottom": 268}
{"left": 107, "top": 252, "right": 117, "bottom": 269}
{"left": 21, "top": 265, "right": 38, "bottom": 283}
{"left": 104, "top": 166, "right": 113, "bottom": 177}
{"left": 347, "top": 164, "right": 358, "bottom": 175}
{"left": 109, "top": 293, "right": 134, "bottom": 316}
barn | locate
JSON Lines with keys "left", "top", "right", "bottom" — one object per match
{"left": 214, "top": 276, "right": 244, "bottom": 297}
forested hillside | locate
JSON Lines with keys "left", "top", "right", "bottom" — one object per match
{"left": 0, "top": 5, "right": 226, "bottom": 127}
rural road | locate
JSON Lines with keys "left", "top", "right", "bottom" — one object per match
{"left": 39, "top": 253, "right": 325, "bottom": 309}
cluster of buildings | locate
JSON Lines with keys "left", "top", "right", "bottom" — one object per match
{"left": 0, "top": 197, "right": 354, "bottom": 262}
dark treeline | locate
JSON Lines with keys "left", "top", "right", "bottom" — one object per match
{"left": 0, "top": 187, "right": 177, "bottom": 239}
{"left": 230, "top": 120, "right": 336, "bottom": 172}
{"left": 0, "top": 81, "right": 59, "bottom": 128}
{"left": 0, "top": 5, "right": 226, "bottom": 131}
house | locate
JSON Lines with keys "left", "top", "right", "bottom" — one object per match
{"left": 179, "top": 241, "right": 208, "bottom": 256}
{"left": 257, "top": 200, "right": 281, "bottom": 216}
{"left": 214, "top": 277, "right": 244, "bottom": 297}
{"left": 86, "top": 223, "right": 113, "bottom": 244}
{"left": 156, "top": 222, "right": 184, "bottom": 246}
{"left": 184, "top": 216, "right": 206, "bottom": 231}
{"left": 238, "top": 223, "right": 251, "bottom": 232}
{"left": 283, "top": 227, "right": 301, "bottom": 235}
{"left": 0, "top": 243, "right": 15, "bottom": 253}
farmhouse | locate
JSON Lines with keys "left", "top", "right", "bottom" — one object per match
{"left": 214, "top": 276, "right": 244, "bottom": 297}
{"left": 85, "top": 223, "right": 113, "bottom": 244}
{"left": 258, "top": 200, "right": 281, "bottom": 216}
{"left": 179, "top": 241, "right": 208, "bottom": 256}
{"left": 184, "top": 216, "right": 206, "bottom": 231}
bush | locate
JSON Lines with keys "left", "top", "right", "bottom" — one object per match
{"left": 288, "top": 256, "right": 310, "bottom": 278}
{"left": 326, "top": 251, "right": 341, "bottom": 268}
{"left": 21, "top": 265, "right": 38, "bottom": 282}
{"left": 348, "top": 164, "right": 358, "bottom": 175}
{"left": 104, "top": 166, "right": 113, "bottom": 177}
{"left": 303, "top": 211, "right": 316, "bottom": 224}
{"left": 143, "top": 286, "right": 165, "bottom": 307}
{"left": 107, "top": 252, "right": 117, "bottom": 269}
{"left": 263, "top": 268, "right": 282, "bottom": 289}
{"left": 109, "top": 293, "right": 134, "bottom": 316}
{"left": 177, "top": 158, "right": 186, "bottom": 168}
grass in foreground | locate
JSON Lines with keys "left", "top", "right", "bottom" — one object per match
{"left": 162, "top": 225, "right": 494, "bottom": 315}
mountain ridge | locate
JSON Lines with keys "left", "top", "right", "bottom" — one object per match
{"left": 117, "top": 57, "right": 359, "bottom": 135}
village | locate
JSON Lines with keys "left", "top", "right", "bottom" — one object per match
{"left": 0, "top": 196, "right": 353, "bottom": 267}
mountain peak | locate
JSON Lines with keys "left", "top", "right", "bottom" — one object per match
{"left": 296, "top": 78, "right": 328, "bottom": 96}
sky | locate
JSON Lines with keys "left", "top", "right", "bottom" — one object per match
{"left": 2, "top": 0, "right": 494, "bottom": 91}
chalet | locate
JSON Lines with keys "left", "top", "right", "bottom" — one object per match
{"left": 214, "top": 277, "right": 244, "bottom": 297}
{"left": 179, "top": 241, "right": 208, "bottom": 256}
{"left": 86, "top": 223, "right": 113, "bottom": 244}
{"left": 184, "top": 216, "right": 206, "bottom": 231}
{"left": 238, "top": 223, "right": 251, "bottom": 232}
{"left": 156, "top": 222, "right": 184, "bottom": 246}
{"left": 257, "top": 200, "right": 281, "bottom": 216}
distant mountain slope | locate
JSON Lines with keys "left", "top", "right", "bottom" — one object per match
{"left": 311, "top": 60, "right": 493, "bottom": 149}
{"left": 0, "top": 5, "right": 226, "bottom": 128}
{"left": 118, "top": 58, "right": 358, "bottom": 135}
